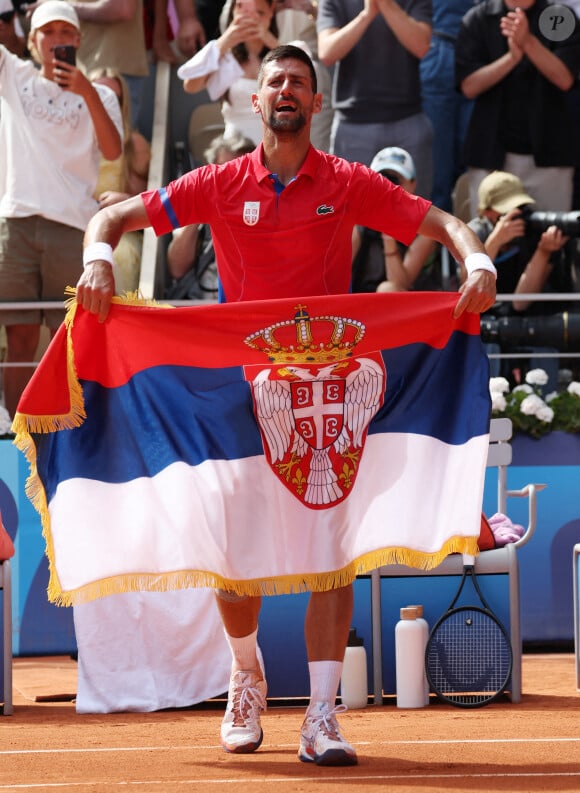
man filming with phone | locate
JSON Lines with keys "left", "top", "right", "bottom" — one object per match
{"left": 0, "top": 0, "right": 122, "bottom": 418}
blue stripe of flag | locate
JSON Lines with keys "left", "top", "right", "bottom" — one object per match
{"left": 35, "top": 332, "right": 489, "bottom": 501}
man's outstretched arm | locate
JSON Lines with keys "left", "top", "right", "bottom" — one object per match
{"left": 418, "top": 205, "right": 497, "bottom": 318}
{"left": 76, "top": 195, "right": 150, "bottom": 322}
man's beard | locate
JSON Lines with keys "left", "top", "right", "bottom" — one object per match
{"left": 267, "top": 110, "right": 308, "bottom": 133}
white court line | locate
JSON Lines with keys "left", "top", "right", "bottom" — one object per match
{"left": 1, "top": 772, "right": 580, "bottom": 790}
{"left": 1, "top": 736, "right": 580, "bottom": 756}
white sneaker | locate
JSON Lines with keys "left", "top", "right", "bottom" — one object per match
{"left": 220, "top": 669, "right": 267, "bottom": 754}
{"left": 298, "top": 702, "right": 358, "bottom": 766}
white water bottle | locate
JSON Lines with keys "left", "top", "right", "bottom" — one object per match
{"left": 340, "top": 628, "right": 368, "bottom": 709}
{"left": 407, "top": 603, "right": 430, "bottom": 705}
{"left": 395, "top": 607, "right": 426, "bottom": 708}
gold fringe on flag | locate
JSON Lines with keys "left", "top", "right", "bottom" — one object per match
{"left": 45, "top": 536, "right": 480, "bottom": 607}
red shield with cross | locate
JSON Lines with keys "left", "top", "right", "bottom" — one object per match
{"left": 290, "top": 379, "right": 346, "bottom": 450}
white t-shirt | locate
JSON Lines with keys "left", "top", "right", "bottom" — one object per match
{"left": 0, "top": 45, "right": 123, "bottom": 231}
{"left": 221, "top": 75, "right": 261, "bottom": 145}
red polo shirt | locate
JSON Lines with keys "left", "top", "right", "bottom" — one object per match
{"left": 142, "top": 144, "right": 431, "bottom": 302}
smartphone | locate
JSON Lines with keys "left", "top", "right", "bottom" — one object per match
{"left": 53, "top": 45, "right": 76, "bottom": 66}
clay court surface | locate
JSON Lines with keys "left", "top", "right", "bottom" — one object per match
{"left": 1, "top": 652, "right": 579, "bottom": 792}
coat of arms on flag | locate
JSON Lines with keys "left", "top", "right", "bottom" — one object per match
{"left": 244, "top": 305, "right": 385, "bottom": 507}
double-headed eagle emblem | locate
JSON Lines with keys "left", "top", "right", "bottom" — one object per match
{"left": 245, "top": 306, "right": 385, "bottom": 508}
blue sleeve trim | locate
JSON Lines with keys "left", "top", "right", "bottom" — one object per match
{"left": 159, "top": 187, "right": 180, "bottom": 230}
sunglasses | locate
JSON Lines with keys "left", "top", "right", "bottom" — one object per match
{"left": 0, "top": 10, "right": 15, "bottom": 23}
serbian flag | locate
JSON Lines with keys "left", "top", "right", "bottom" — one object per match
{"left": 13, "top": 291, "right": 491, "bottom": 607}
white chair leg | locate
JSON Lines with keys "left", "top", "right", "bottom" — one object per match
{"left": 508, "top": 547, "right": 521, "bottom": 703}
{"left": 370, "top": 569, "right": 383, "bottom": 704}
{"left": 2, "top": 560, "right": 13, "bottom": 715}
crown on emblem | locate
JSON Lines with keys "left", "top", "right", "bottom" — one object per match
{"left": 244, "top": 304, "right": 366, "bottom": 363}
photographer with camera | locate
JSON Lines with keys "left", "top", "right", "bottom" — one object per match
{"left": 467, "top": 171, "right": 573, "bottom": 310}
{"left": 466, "top": 170, "right": 576, "bottom": 386}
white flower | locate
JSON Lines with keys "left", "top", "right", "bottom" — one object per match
{"left": 535, "top": 405, "right": 555, "bottom": 423}
{"left": 0, "top": 405, "right": 12, "bottom": 436}
{"left": 525, "top": 368, "right": 549, "bottom": 387}
{"left": 491, "top": 392, "right": 507, "bottom": 412}
{"left": 489, "top": 372, "right": 580, "bottom": 436}
{"left": 489, "top": 376, "right": 510, "bottom": 395}
{"left": 520, "top": 394, "right": 546, "bottom": 417}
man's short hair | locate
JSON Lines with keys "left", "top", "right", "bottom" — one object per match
{"left": 258, "top": 45, "right": 318, "bottom": 93}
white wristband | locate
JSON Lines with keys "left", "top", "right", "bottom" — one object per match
{"left": 83, "top": 242, "right": 114, "bottom": 269}
{"left": 464, "top": 252, "right": 497, "bottom": 278}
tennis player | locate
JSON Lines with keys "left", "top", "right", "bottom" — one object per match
{"left": 76, "top": 44, "right": 496, "bottom": 767}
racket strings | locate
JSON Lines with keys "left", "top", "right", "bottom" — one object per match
{"left": 426, "top": 607, "right": 512, "bottom": 706}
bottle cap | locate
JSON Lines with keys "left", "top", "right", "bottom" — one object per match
{"left": 407, "top": 604, "right": 424, "bottom": 617}
{"left": 347, "top": 627, "right": 364, "bottom": 646}
{"left": 400, "top": 607, "right": 418, "bottom": 620}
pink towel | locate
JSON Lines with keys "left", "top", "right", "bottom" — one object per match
{"left": 487, "top": 512, "right": 525, "bottom": 546}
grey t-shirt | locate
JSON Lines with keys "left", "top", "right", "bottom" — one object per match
{"left": 317, "top": 0, "right": 433, "bottom": 122}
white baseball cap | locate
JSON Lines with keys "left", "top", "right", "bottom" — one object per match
{"left": 30, "top": 1, "right": 80, "bottom": 32}
{"left": 370, "top": 147, "right": 416, "bottom": 181}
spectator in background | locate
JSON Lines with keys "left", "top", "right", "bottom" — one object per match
{"left": 92, "top": 68, "right": 151, "bottom": 294}
{"left": 172, "top": 0, "right": 206, "bottom": 57}
{"left": 166, "top": 130, "right": 255, "bottom": 300}
{"left": 466, "top": 170, "right": 572, "bottom": 385}
{"left": 196, "top": 0, "right": 228, "bottom": 40}
{"left": 419, "top": 0, "right": 475, "bottom": 212}
{"left": 0, "top": 0, "right": 26, "bottom": 56}
{"left": 352, "top": 147, "right": 439, "bottom": 293}
{"left": 143, "top": 0, "right": 205, "bottom": 63}
{"left": 177, "top": 0, "right": 278, "bottom": 145}
{"left": 45, "top": 0, "right": 150, "bottom": 129}
{"left": 465, "top": 171, "right": 572, "bottom": 310}
{"left": 138, "top": 0, "right": 206, "bottom": 139}
{"left": 0, "top": 1, "right": 122, "bottom": 418}
{"left": 455, "top": 0, "right": 580, "bottom": 217}
{"left": 317, "top": 0, "right": 434, "bottom": 200}
{"left": 559, "top": 0, "right": 580, "bottom": 210}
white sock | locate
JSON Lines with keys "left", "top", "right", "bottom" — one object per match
{"left": 224, "top": 628, "right": 260, "bottom": 673}
{"left": 307, "top": 660, "right": 343, "bottom": 714}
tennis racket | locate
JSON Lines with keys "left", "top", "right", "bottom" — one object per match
{"left": 425, "top": 555, "right": 513, "bottom": 708}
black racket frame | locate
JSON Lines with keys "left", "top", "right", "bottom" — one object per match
{"left": 424, "top": 564, "right": 513, "bottom": 708}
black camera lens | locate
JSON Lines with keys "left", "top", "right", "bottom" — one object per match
{"left": 519, "top": 207, "right": 580, "bottom": 237}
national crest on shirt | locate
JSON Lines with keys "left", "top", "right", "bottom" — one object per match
{"left": 244, "top": 305, "right": 386, "bottom": 509}
{"left": 243, "top": 201, "right": 260, "bottom": 226}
